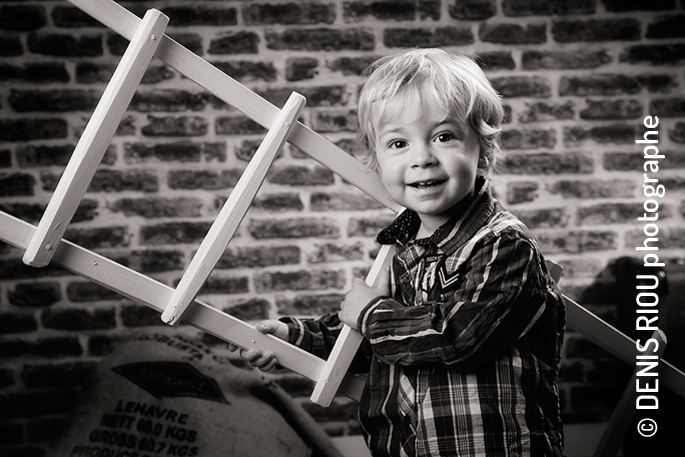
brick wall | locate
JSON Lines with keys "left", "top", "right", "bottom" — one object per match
{"left": 1, "top": 0, "right": 685, "bottom": 455}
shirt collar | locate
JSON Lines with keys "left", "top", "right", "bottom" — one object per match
{"left": 376, "top": 177, "right": 496, "bottom": 254}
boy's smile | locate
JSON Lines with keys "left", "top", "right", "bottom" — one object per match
{"left": 375, "top": 106, "right": 481, "bottom": 236}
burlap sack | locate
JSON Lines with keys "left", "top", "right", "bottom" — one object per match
{"left": 52, "top": 329, "right": 341, "bottom": 457}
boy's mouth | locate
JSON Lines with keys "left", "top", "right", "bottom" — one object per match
{"left": 408, "top": 179, "right": 446, "bottom": 189}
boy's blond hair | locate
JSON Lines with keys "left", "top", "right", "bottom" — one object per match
{"left": 357, "top": 48, "right": 504, "bottom": 177}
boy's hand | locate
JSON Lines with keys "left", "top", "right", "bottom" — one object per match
{"left": 227, "top": 320, "right": 289, "bottom": 372}
{"left": 340, "top": 266, "right": 391, "bottom": 330}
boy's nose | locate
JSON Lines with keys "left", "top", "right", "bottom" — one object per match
{"left": 412, "top": 144, "right": 437, "bottom": 168}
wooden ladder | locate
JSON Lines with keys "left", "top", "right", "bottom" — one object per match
{"left": 2, "top": 2, "right": 684, "bottom": 438}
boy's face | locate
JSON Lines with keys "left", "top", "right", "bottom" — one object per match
{"left": 374, "top": 105, "right": 481, "bottom": 230}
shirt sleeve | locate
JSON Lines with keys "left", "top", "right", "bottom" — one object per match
{"left": 358, "top": 231, "right": 549, "bottom": 371}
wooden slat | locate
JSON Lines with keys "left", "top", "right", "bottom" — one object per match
{"left": 22, "top": 9, "right": 168, "bottom": 267}
{"left": 162, "top": 92, "right": 306, "bottom": 325}
{"left": 310, "top": 243, "right": 396, "bottom": 406}
{"left": 66, "top": 0, "right": 401, "bottom": 215}
{"left": 1, "top": 210, "right": 365, "bottom": 401}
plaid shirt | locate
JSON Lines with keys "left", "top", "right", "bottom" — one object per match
{"left": 283, "top": 178, "right": 565, "bottom": 457}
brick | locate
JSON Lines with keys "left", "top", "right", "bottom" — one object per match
{"left": 244, "top": 3, "right": 334, "bottom": 25}
{"left": 286, "top": 57, "right": 318, "bottom": 81}
{"left": 501, "top": 128, "right": 556, "bottom": 149}
{"left": 522, "top": 49, "right": 611, "bottom": 70}
{"left": 535, "top": 230, "right": 618, "bottom": 253}
{"left": 0, "top": 118, "right": 68, "bottom": 142}
{"left": 506, "top": 181, "right": 538, "bottom": 204}
{"left": 326, "top": 56, "right": 379, "bottom": 76}
{"left": 62, "top": 226, "right": 129, "bottom": 250}
{"left": 646, "top": 14, "right": 685, "bottom": 39}
{"left": 124, "top": 141, "right": 205, "bottom": 163}
{"left": 0, "top": 203, "right": 44, "bottom": 223}
{"left": 0, "top": 259, "right": 65, "bottom": 281}
{"left": 669, "top": 122, "right": 685, "bottom": 143}
{"left": 603, "top": 151, "right": 685, "bottom": 171}
{"left": 27, "top": 33, "right": 102, "bottom": 57}
{"left": 216, "top": 115, "right": 267, "bottom": 135}
{"left": 348, "top": 216, "right": 395, "bottom": 237}
{"left": 503, "top": 0, "right": 596, "bottom": 16}
{"left": 141, "top": 116, "right": 208, "bottom": 137}
{"left": 65, "top": 282, "right": 121, "bottom": 303}
{"left": 0, "top": 173, "right": 35, "bottom": 197}
{"left": 17, "top": 144, "right": 114, "bottom": 168}
{"left": 108, "top": 197, "right": 203, "bottom": 218}
{"left": 0, "top": 313, "right": 38, "bottom": 334}
{"left": 0, "top": 62, "right": 69, "bottom": 84}
{"left": 162, "top": 6, "right": 237, "bottom": 26}
{"left": 78, "top": 169, "right": 158, "bottom": 193}
{"left": 126, "top": 249, "right": 186, "bottom": 273}
{"left": 52, "top": 5, "right": 104, "bottom": 28}
{"left": 255, "top": 269, "right": 345, "bottom": 292}
{"left": 130, "top": 90, "right": 210, "bottom": 112}
{"left": 277, "top": 293, "right": 346, "bottom": 315}
{"left": 0, "top": 390, "right": 79, "bottom": 419}
{"left": 308, "top": 242, "right": 365, "bottom": 264}
{"left": 27, "top": 417, "right": 68, "bottom": 444}
{"left": 252, "top": 193, "right": 304, "bottom": 212}
{"left": 310, "top": 192, "right": 385, "bottom": 211}
{"left": 490, "top": 76, "right": 551, "bottom": 98}
{"left": 208, "top": 31, "right": 260, "bottom": 54}
{"left": 0, "top": 422, "right": 22, "bottom": 445}
{"left": 167, "top": 169, "right": 242, "bottom": 190}
{"left": 499, "top": 152, "right": 594, "bottom": 175}
{"left": 234, "top": 139, "right": 265, "bottom": 161}
{"left": 212, "top": 60, "right": 278, "bottom": 83}
{"left": 449, "top": 0, "right": 496, "bottom": 20}
{"left": 217, "top": 245, "right": 301, "bottom": 269}
{"left": 602, "top": 0, "right": 676, "bottom": 11}
{"left": 311, "top": 110, "right": 358, "bottom": 133}
{"left": 224, "top": 298, "right": 271, "bottom": 322}
{"left": 9, "top": 88, "right": 100, "bottom": 112}
{"left": 248, "top": 217, "right": 340, "bottom": 239}
{"left": 555, "top": 258, "right": 604, "bottom": 279}
{"left": 198, "top": 276, "right": 249, "bottom": 295}
{"left": 21, "top": 362, "right": 97, "bottom": 389}
{"left": 479, "top": 23, "right": 546, "bottom": 44}
{"left": 267, "top": 165, "right": 334, "bottom": 186}
{"left": 8, "top": 282, "right": 61, "bottom": 308}
{"left": 559, "top": 74, "right": 641, "bottom": 96}
{"left": 563, "top": 125, "right": 637, "bottom": 146}
{"left": 139, "top": 221, "right": 212, "bottom": 245}
{"left": 553, "top": 19, "right": 640, "bottom": 42}
{"left": 518, "top": 102, "right": 575, "bottom": 123}
{"left": 0, "top": 5, "right": 47, "bottom": 32}
{"left": 419, "top": 0, "right": 441, "bottom": 20}
{"left": 41, "top": 308, "right": 115, "bottom": 331}
{"left": 88, "top": 334, "right": 126, "bottom": 356}
{"left": 513, "top": 208, "right": 569, "bottom": 229}
{"left": 344, "top": 1, "right": 418, "bottom": 22}
{"left": 259, "top": 85, "right": 349, "bottom": 107}
{"left": 267, "top": 28, "right": 374, "bottom": 51}
{"left": 620, "top": 44, "right": 685, "bottom": 65}
{"left": 636, "top": 74, "right": 678, "bottom": 93}
{"left": 580, "top": 99, "right": 643, "bottom": 120}
{"left": 383, "top": 27, "right": 473, "bottom": 48}
{"left": 625, "top": 227, "right": 685, "bottom": 250}
{"left": 651, "top": 97, "right": 685, "bottom": 117}
{"left": 578, "top": 203, "right": 652, "bottom": 225}
{"left": 477, "top": 51, "right": 516, "bottom": 71}
{"left": 120, "top": 304, "right": 165, "bottom": 328}
{"left": 0, "top": 149, "right": 10, "bottom": 167}
{"left": 548, "top": 179, "right": 634, "bottom": 199}
{"left": 0, "top": 36, "right": 22, "bottom": 56}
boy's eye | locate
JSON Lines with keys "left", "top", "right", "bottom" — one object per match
{"left": 435, "top": 132, "right": 457, "bottom": 143}
{"left": 388, "top": 139, "right": 408, "bottom": 149}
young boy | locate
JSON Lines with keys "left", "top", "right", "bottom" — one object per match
{"left": 234, "top": 49, "right": 565, "bottom": 457}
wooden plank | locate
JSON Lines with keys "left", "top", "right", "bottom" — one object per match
{"left": 162, "top": 92, "right": 306, "bottom": 325}
{"left": 66, "top": 0, "right": 401, "bottom": 215}
{"left": 23, "top": 8, "right": 168, "bottom": 267}
{"left": 593, "top": 329, "right": 667, "bottom": 457}
{"left": 310, "top": 243, "right": 396, "bottom": 406}
{"left": 1, "top": 210, "right": 365, "bottom": 401}
{"left": 564, "top": 295, "right": 685, "bottom": 399}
